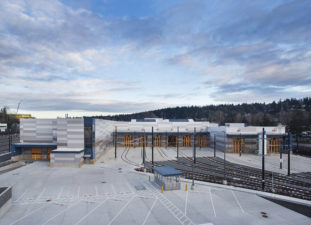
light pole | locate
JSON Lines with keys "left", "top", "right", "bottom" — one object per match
{"left": 214, "top": 134, "right": 216, "bottom": 157}
{"left": 152, "top": 126, "right": 154, "bottom": 165}
{"left": 114, "top": 126, "right": 117, "bottom": 158}
{"left": 177, "top": 127, "right": 179, "bottom": 159}
{"left": 262, "top": 128, "right": 265, "bottom": 191}
{"left": 143, "top": 129, "right": 145, "bottom": 167}
{"left": 223, "top": 131, "right": 227, "bottom": 185}
{"left": 239, "top": 133, "right": 242, "bottom": 157}
{"left": 193, "top": 127, "right": 196, "bottom": 164}
{"left": 288, "top": 132, "right": 291, "bottom": 176}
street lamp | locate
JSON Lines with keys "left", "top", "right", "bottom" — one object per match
{"left": 223, "top": 131, "right": 227, "bottom": 185}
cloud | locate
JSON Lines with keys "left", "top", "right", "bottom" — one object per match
{"left": 1, "top": 0, "right": 311, "bottom": 115}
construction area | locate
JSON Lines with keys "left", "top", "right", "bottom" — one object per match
{"left": 0, "top": 117, "right": 311, "bottom": 224}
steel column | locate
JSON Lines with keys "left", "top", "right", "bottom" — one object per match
{"left": 288, "top": 133, "right": 291, "bottom": 176}
{"left": 262, "top": 128, "right": 265, "bottom": 191}
{"left": 152, "top": 127, "right": 154, "bottom": 165}
{"left": 114, "top": 126, "right": 117, "bottom": 158}
{"left": 177, "top": 127, "right": 179, "bottom": 159}
{"left": 193, "top": 128, "right": 196, "bottom": 164}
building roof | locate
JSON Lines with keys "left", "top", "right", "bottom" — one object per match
{"left": 153, "top": 166, "right": 183, "bottom": 176}
{"left": 168, "top": 119, "right": 189, "bottom": 122}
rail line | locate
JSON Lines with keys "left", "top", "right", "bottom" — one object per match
{"left": 144, "top": 148, "right": 311, "bottom": 201}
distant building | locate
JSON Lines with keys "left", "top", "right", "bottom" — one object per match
{"left": 9, "top": 114, "right": 33, "bottom": 119}
{"left": 0, "top": 123, "right": 7, "bottom": 132}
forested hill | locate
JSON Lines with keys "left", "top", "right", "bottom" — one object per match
{"left": 96, "top": 97, "right": 311, "bottom": 133}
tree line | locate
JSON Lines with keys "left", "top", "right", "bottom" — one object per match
{"left": 97, "top": 97, "right": 311, "bottom": 136}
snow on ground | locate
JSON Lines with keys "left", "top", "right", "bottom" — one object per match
{"left": 0, "top": 147, "right": 310, "bottom": 225}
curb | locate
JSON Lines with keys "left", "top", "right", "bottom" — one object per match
{"left": 0, "top": 161, "right": 26, "bottom": 173}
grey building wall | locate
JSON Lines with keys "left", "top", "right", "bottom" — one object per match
{"left": 57, "top": 118, "right": 84, "bottom": 149}
{"left": 20, "top": 119, "right": 56, "bottom": 144}
{"left": 50, "top": 151, "right": 84, "bottom": 168}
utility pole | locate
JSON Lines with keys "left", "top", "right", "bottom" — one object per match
{"left": 114, "top": 126, "right": 117, "bottom": 158}
{"left": 152, "top": 126, "right": 154, "bottom": 165}
{"left": 239, "top": 133, "right": 242, "bottom": 157}
{"left": 143, "top": 130, "right": 145, "bottom": 167}
{"left": 280, "top": 136, "right": 284, "bottom": 169}
{"left": 288, "top": 132, "right": 291, "bottom": 176}
{"left": 193, "top": 127, "right": 196, "bottom": 164}
{"left": 214, "top": 134, "right": 216, "bottom": 158}
{"left": 223, "top": 132, "right": 227, "bottom": 184}
{"left": 177, "top": 127, "right": 179, "bottom": 159}
{"left": 262, "top": 128, "right": 265, "bottom": 191}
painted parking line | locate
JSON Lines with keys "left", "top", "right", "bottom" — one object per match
{"left": 14, "top": 189, "right": 28, "bottom": 202}
{"left": 75, "top": 198, "right": 108, "bottom": 225}
{"left": 9, "top": 204, "right": 47, "bottom": 225}
{"left": 42, "top": 201, "right": 81, "bottom": 225}
{"left": 111, "top": 184, "right": 117, "bottom": 195}
{"left": 209, "top": 188, "right": 216, "bottom": 217}
{"left": 107, "top": 196, "right": 135, "bottom": 225}
{"left": 56, "top": 187, "right": 64, "bottom": 199}
{"left": 142, "top": 198, "right": 158, "bottom": 225}
{"left": 231, "top": 190, "right": 245, "bottom": 213}
{"left": 77, "top": 186, "right": 80, "bottom": 200}
{"left": 36, "top": 188, "right": 46, "bottom": 200}
{"left": 185, "top": 190, "right": 189, "bottom": 216}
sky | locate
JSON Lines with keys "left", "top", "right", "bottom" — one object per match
{"left": 0, "top": 0, "right": 311, "bottom": 118}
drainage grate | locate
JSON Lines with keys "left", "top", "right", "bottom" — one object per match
{"left": 134, "top": 185, "right": 146, "bottom": 191}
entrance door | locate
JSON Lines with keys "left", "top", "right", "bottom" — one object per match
{"left": 197, "top": 135, "right": 207, "bottom": 147}
{"left": 182, "top": 135, "right": 192, "bottom": 147}
{"left": 154, "top": 135, "right": 163, "bottom": 147}
{"left": 124, "top": 135, "right": 133, "bottom": 147}
{"left": 139, "top": 135, "right": 148, "bottom": 147}
{"left": 31, "top": 148, "right": 42, "bottom": 160}
{"left": 232, "top": 138, "right": 245, "bottom": 153}
{"left": 268, "top": 138, "right": 281, "bottom": 153}
{"left": 168, "top": 135, "right": 177, "bottom": 147}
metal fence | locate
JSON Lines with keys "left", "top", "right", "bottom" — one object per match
{"left": 0, "top": 134, "right": 19, "bottom": 154}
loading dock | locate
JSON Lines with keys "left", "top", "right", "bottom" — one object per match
{"left": 31, "top": 148, "right": 42, "bottom": 160}
{"left": 138, "top": 135, "right": 148, "bottom": 147}
{"left": 232, "top": 138, "right": 245, "bottom": 153}
{"left": 124, "top": 135, "right": 134, "bottom": 148}
{"left": 154, "top": 135, "right": 163, "bottom": 147}
{"left": 167, "top": 135, "right": 177, "bottom": 147}
{"left": 268, "top": 138, "right": 281, "bottom": 153}
{"left": 182, "top": 135, "right": 192, "bottom": 147}
{"left": 197, "top": 135, "right": 208, "bottom": 147}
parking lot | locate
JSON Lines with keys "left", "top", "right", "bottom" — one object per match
{"left": 0, "top": 148, "right": 310, "bottom": 225}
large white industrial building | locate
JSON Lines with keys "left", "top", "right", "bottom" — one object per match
{"left": 11, "top": 117, "right": 290, "bottom": 167}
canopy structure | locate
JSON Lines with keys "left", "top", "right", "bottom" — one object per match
{"left": 153, "top": 166, "right": 183, "bottom": 177}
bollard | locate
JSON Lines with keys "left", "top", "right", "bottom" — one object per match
{"left": 149, "top": 176, "right": 150, "bottom": 182}
{"left": 185, "top": 184, "right": 187, "bottom": 191}
{"left": 161, "top": 185, "right": 164, "bottom": 193}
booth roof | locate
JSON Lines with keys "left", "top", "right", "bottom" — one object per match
{"left": 153, "top": 166, "right": 183, "bottom": 176}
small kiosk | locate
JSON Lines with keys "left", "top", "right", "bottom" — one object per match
{"left": 153, "top": 166, "right": 183, "bottom": 190}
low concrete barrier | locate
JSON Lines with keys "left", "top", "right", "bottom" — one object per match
{"left": 0, "top": 187, "right": 12, "bottom": 217}
{"left": 0, "top": 153, "right": 11, "bottom": 163}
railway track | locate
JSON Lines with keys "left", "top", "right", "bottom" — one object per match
{"left": 144, "top": 148, "right": 311, "bottom": 201}
{"left": 121, "top": 147, "right": 141, "bottom": 167}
